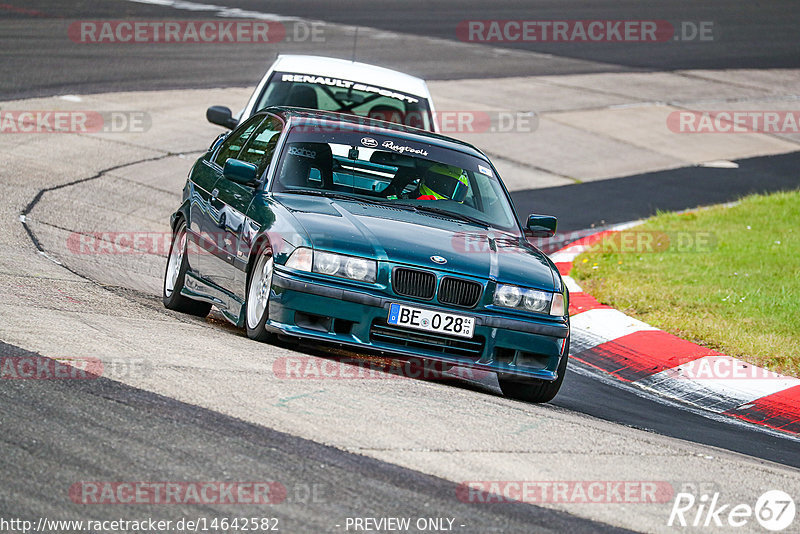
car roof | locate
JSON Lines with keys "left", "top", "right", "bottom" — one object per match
{"left": 261, "top": 107, "right": 490, "bottom": 162}
{"left": 272, "top": 55, "right": 430, "bottom": 99}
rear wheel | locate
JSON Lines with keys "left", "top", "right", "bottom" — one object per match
{"left": 245, "top": 246, "right": 276, "bottom": 342}
{"left": 163, "top": 220, "right": 212, "bottom": 317}
{"left": 498, "top": 337, "right": 569, "bottom": 403}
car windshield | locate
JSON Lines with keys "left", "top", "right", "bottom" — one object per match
{"left": 270, "top": 125, "right": 519, "bottom": 232}
{"left": 255, "top": 71, "right": 434, "bottom": 131}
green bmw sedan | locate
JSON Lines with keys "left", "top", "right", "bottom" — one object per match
{"left": 164, "top": 107, "right": 569, "bottom": 402}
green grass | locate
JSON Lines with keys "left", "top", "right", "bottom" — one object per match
{"left": 572, "top": 190, "right": 800, "bottom": 377}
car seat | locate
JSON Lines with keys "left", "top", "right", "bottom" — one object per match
{"left": 285, "top": 85, "right": 319, "bottom": 109}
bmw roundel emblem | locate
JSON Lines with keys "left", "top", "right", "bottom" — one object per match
{"left": 430, "top": 255, "right": 447, "bottom": 265}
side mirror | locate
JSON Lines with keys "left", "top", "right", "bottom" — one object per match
{"left": 206, "top": 105, "right": 238, "bottom": 129}
{"left": 526, "top": 214, "right": 557, "bottom": 237}
{"left": 223, "top": 159, "right": 258, "bottom": 185}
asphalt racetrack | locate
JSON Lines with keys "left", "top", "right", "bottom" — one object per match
{"left": 2, "top": 1, "right": 799, "bottom": 533}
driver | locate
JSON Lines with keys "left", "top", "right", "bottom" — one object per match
{"left": 416, "top": 163, "right": 470, "bottom": 201}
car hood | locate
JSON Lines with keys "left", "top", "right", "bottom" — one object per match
{"left": 276, "top": 195, "right": 557, "bottom": 291}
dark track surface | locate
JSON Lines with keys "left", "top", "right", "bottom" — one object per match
{"left": 0, "top": 342, "right": 629, "bottom": 533}
{"left": 3, "top": 1, "right": 800, "bottom": 531}
{"left": 2, "top": 0, "right": 799, "bottom": 99}
{"left": 205, "top": 0, "right": 800, "bottom": 71}
{"left": 511, "top": 151, "right": 800, "bottom": 232}
{"left": 555, "top": 362, "right": 800, "bottom": 469}
{"left": 292, "top": 342, "right": 800, "bottom": 469}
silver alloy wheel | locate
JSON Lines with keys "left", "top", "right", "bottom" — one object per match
{"left": 247, "top": 251, "right": 274, "bottom": 329}
{"left": 164, "top": 227, "right": 186, "bottom": 297}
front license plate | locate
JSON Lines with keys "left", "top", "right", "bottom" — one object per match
{"left": 387, "top": 303, "right": 475, "bottom": 339}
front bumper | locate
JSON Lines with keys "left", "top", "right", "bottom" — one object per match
{"left": 267, "top": 269, "right": 569, "bottom": 381}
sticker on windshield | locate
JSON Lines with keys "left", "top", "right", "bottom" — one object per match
{"left": 282, "top": 74, "right": 353, "bottom": 89}
{"left": 288, "top": 146, "right": 317, "bottom": 158}
{"left": 280, "top": 73, "right": 420, "bottom": 104}
{"left": 381, "top": 140, "right": 429, "bottom": 157}
{"left": 361, "top": 137, "right": 378, "bottom": 148}
{"left": 478, "top": 164, "right": 493, "bottom": 177}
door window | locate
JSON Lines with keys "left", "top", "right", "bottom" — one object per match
{"left": 213, "top": 115, "right": 264, "bottom": 168}
{"left": 238, "top": 116, "right": 283, "bottom": 177}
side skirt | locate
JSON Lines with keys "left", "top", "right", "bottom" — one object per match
{"left": 182, "top": 272, "right": 244, "bottom": 326}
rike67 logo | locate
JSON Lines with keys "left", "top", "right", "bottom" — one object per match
{"left": 668, "top": 490, "right": 795, "bottom": 531}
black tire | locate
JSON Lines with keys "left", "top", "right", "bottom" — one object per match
{"left": 498, "top": 337, "right": 569, "bottom": 403}
{"left": 162, "top": 220, "right": 212, "bottom": 317}
{"left": 244, "top": 245, "right": 277, "bottom": 342}
{"left": 218, "top": 212, "right": 226, "bottom": 230}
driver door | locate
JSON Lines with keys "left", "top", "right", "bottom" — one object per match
{"left": 206, "top": 115, "right": 283, "bottom": 296}
{"left": 188, "top": 115, "right": 264, "bottom": 286}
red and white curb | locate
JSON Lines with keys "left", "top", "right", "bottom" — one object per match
{"left": 552, "top": 226, "right": 800, "bottom": 436}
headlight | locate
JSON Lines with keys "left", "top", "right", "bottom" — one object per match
{"left": 286, "top": 248, "right": 377, "bottom": 282}
{"left": 494, "top": 284, "right": 522, "bottom": 308}
{"left": 494, "top": 284, "right": 564, "bottom": 316}
{"left": 522, "top": 289, "right": 550, "bottom": 313}
{"left": 314, "top": 251, "right": 341, "bottom": 275}
{"left": 344, "top": 257, "right": 372, "bottom": 281}
{"left": 312, "top": 251, "right": 377, "bottom": 282}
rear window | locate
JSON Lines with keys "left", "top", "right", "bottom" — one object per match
{"left": 255, "top": 71, "right": 433, "bottom": 131}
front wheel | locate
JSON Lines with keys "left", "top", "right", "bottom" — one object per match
{"left": 163, "top": 220, "right": 212, "bottom": 317}
{"left": 498, "top": 337, "right": 569, "bottom": 403}
{"left": 245, "top": 246, "right": 276, "bottom": 342}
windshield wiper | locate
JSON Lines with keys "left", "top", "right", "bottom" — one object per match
{"left": 398, "top": 204, "right": 490, "bottom": 228}
{"left": 285, "top": 189, "right": 368, "bottom": 201}
{"left": 284, "top": 188, "right": 339, "bottom": 198}
{"left": 283, "top": 189, "right": 417, "bottom": 210}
